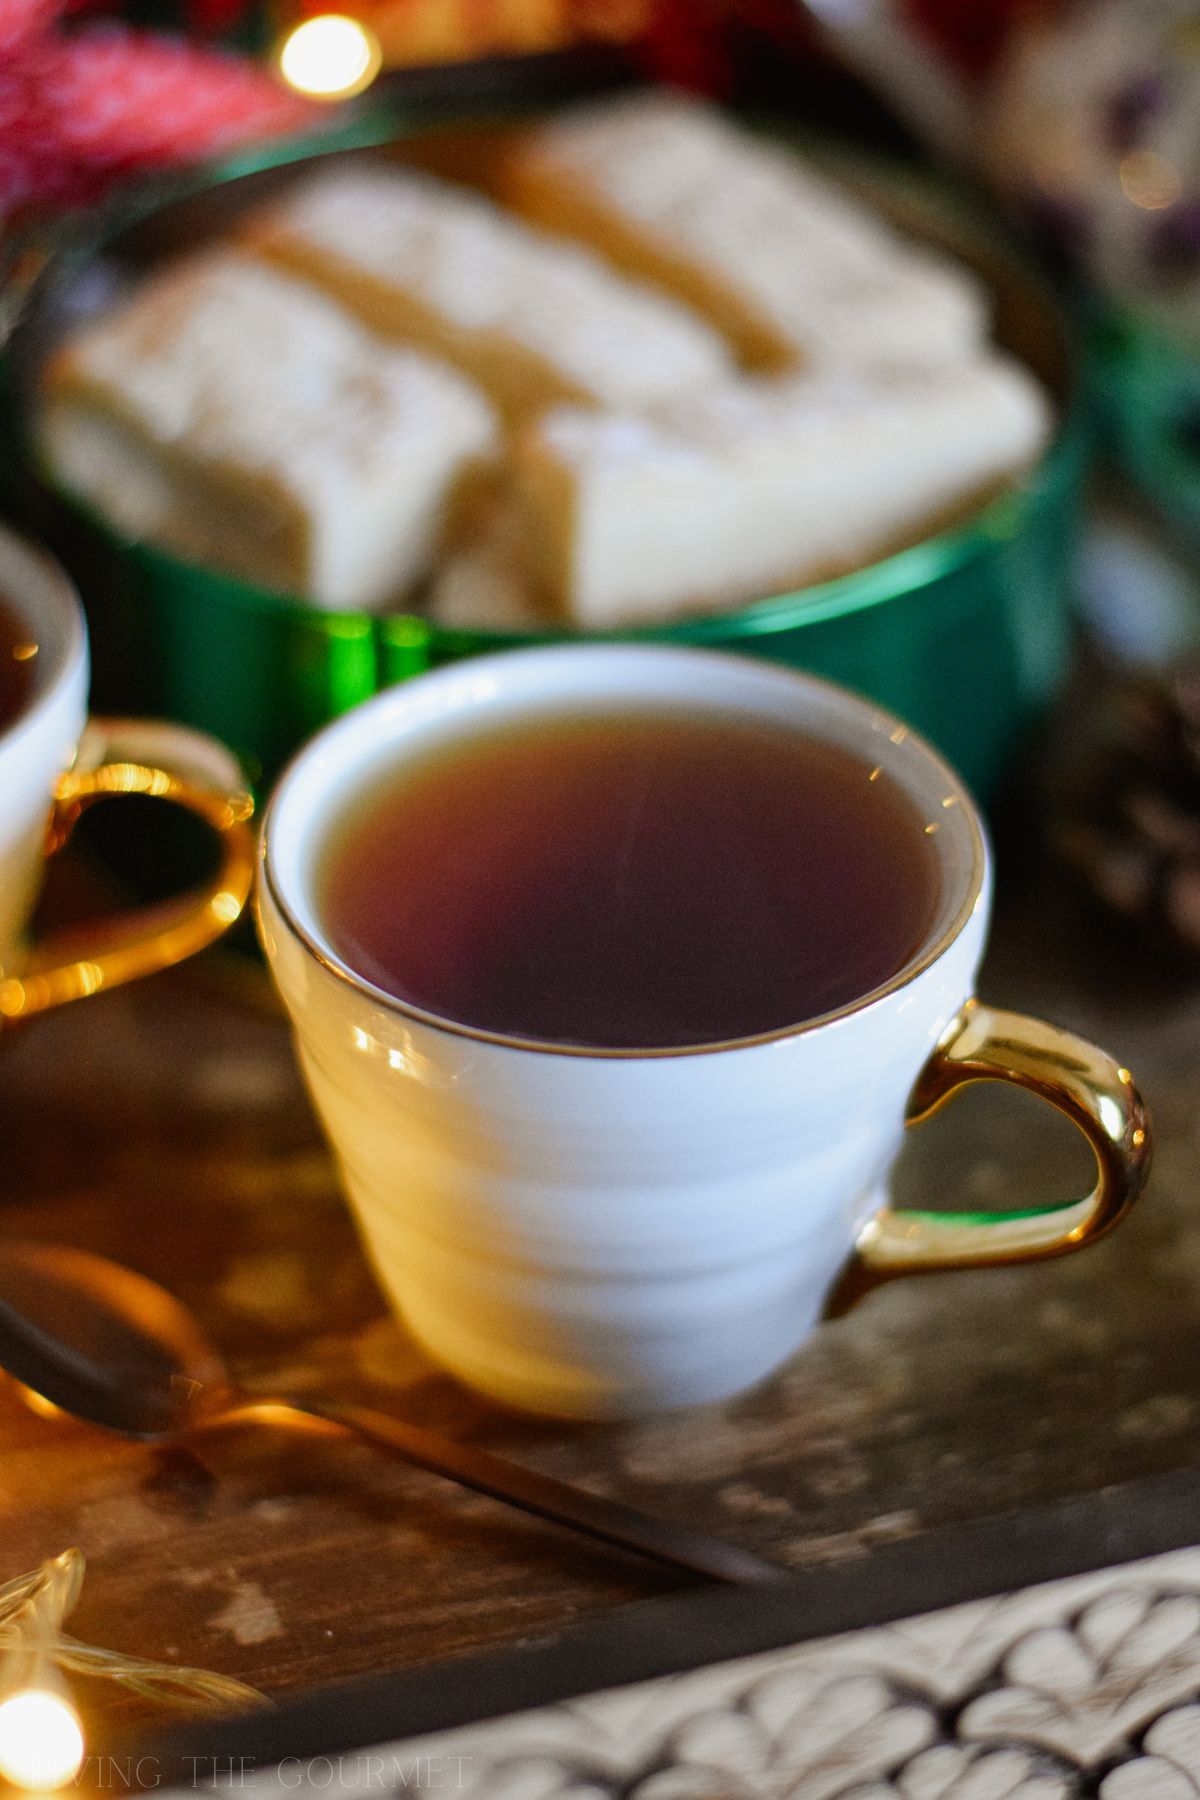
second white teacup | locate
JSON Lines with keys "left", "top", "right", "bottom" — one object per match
{"left": 259, "top": 646, "right": 1149, "bottom": 1419}
{"left": 0, "top": 524, "right": 255, "bottom": 1023}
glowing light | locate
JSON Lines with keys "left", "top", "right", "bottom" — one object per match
{"left": 0, "top": 978, "right": 28, "bottom": 1018}
{"left": 13, "top": 643, "right": 37, "bottom": 662}
{"left": 211, "top": 889, "right": 243, "bottom": 925}
{"left": 0, "top": 1690, "right": 85, "bottom": 1791}
{"left": 1098, "top": 1095, "right": 1126, "bottom": 1140}
{"left": 277, "top": 14, "right": 381, "bottom": 99}
{"left": 14, "top": 1384, "right": 64, "bottom": 1421}
{"left": 1119, "top": 149, "right": 1181, "bottom": 211}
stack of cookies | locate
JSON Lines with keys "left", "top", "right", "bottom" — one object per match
{"left": 41, "top": 91, "right": 1053, "bottom": 626}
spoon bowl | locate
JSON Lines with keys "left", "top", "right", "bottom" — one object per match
{"left": 0, "top": 1243, "right": 230, "bottom": 1436}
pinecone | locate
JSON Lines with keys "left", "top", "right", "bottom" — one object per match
{"left": 1058, "top": 663, "right": 1200, "bottom": 952}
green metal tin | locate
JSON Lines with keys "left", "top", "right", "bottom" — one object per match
{"left": 1088, "top": 297, "right": 1200, "bottom": 550}
{"left": 2, "top": 109, "right": 1087, "bottom": 800}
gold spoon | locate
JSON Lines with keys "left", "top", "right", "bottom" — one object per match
{"left": 0, "top": 1241, "right": 780, "bottom": 1586}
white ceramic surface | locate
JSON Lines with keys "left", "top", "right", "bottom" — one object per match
{"left": 0, "top": 530, "right": 88, "bottom": 982}
{"left": 260, "top": 646, "right": 991, "bottom": 1418}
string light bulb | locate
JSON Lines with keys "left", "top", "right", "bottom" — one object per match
{"left": 0, "top": 1689, "right": 85, "bottom": 1792}
{"left": 276, "top": 14, "right": 382, "bottom": 100}
{"left": 0, "top": 1547, "right": 262, "bottom": 1786}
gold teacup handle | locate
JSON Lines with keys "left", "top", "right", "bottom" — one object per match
{"left": 0, "top": 717, "right": 255, "bottom": 1021}
{"left": 853, "top": 1000, "right": 1151, "bottom": 1284}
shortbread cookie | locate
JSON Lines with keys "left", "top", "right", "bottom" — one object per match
{"left": 511, "top": 357, "right": 1052, "bottom": 626}
{"left": 40, "top": 249, "right": 498, "bottom": 609}
{"left": 243, "top": 164, "right": 734, "bottom": 421}
{"left": 423, "top": 496, "right": 546, "bottom": 634}
{"left": 503, "top": 91, "right": 989, "bottom": 371}
{"left": 425, "top": 544, "right": 545, "bottom": 635}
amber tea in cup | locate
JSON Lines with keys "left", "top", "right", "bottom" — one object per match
{"left": 315, "top": 708, "right": 942, "bottom": 1050}
{"left": 0, "top": 595, "right": 37, "bottom": 735}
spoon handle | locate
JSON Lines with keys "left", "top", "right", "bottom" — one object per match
{"left": 238, "top": 1394, "right": 781, "bottom": 1585}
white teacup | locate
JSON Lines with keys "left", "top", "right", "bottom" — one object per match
{"left": 259, "top": 646, "right": 1150, "bottom": 1419}
{"left": 0, "top": 525, "right": 255, "bottom": 1022}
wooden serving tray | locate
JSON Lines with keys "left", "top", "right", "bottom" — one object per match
{"left": 0, "top": 818, "right": 1194, "bottom": 1782}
